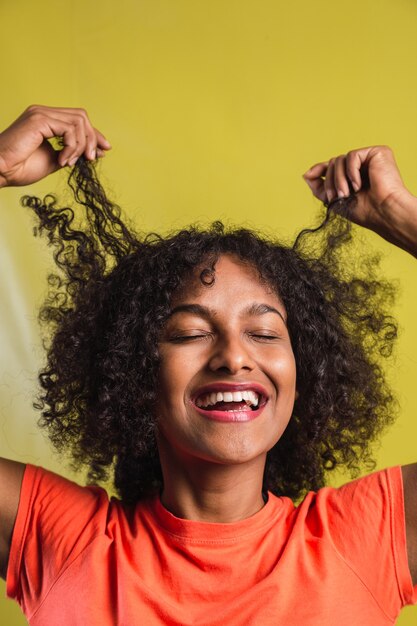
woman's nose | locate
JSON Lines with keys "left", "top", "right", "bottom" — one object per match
{"left": 208, "top": 336, "right": 255, "bottom": 374}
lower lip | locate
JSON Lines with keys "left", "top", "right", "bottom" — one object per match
{"left": 192, "top": 402, "right": 267, "bottom": 422}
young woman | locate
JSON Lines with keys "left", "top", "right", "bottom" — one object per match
{"left": 0, "top": 105, "right": 417, "bottom": 625}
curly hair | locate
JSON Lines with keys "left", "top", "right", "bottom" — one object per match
{"left": 22, "top": 157, "right": 398, "bottom": 504}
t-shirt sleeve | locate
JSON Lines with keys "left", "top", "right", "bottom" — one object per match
{"left": 319, "top": 466, "right": 417, "bottom": 619}
{"left": 6, "top": 463, "right": 110, "bottom": 618}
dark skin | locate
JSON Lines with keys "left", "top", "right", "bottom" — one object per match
{"left": 156, "top": 255, "right": 296, "bottom": 523}
{"left": 0, "top": 107, "right": 417, "bottom": 584}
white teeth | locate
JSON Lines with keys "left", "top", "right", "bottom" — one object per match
{"left": 248, "top": 391, "right": 259, "bottom": 407}
{"left": 195, "top": 389, "right": 261, "bottom": 409}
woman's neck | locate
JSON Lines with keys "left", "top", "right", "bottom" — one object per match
{"left": 158, "top": 442, "right": 267, "bottom": 523}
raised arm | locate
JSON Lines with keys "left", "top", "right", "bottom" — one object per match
{"left": 304, "top": 145, "right": 417, "bottom": 584}
{"left": 0, "top": 105, "right": 111, "bottom": 580}
{"left": 0, "top": 104, "right": 111, "bottom": 188}
{"left": 303, "top": 145, "right": 417, "bottom": 257}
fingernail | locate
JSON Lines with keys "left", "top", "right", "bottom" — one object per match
{"left": 90, "top": 149, "right": 96, "bottom": 160}
{"left": 68, "top": 157, "right": 78, "bottom": 167}
{"left": 352, "top": 182, "right": 360, "bottom": 192}
{"left": 337, "top": 189, "right": 346, "bottom": 199}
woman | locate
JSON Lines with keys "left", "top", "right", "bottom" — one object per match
{"left": 0, "top": 105, "right": 416, "bottom": 624}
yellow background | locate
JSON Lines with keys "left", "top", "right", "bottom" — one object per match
{"left": 1, "top": 0, "right": 417, "bottom": 623}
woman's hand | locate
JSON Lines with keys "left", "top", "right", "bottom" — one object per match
{"left": 303, "top": 146, "right": 417, "bottom": 257}
{"left": 0, "top": 105, "right": 111, "bottom": 188}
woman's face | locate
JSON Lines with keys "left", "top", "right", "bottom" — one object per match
{"left": 156, "top": 254, "right": 296, "bottom": 468}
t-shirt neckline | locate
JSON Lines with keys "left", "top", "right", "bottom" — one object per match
{"left": 150, "top": 491, "right": 285, "bottom": 542}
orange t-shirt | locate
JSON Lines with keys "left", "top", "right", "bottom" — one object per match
{"left": 6, "top": 463, "right": 417, "bottom": 625}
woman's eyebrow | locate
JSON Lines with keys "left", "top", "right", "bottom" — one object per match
{"left": 168, "top": 303, "right": 286, "bottom": 325}
{"left": 168, "top": 304, "right": 212, "bottom": 319}
{"left": 245, "top": 303, "right": 287, "bottom": 325}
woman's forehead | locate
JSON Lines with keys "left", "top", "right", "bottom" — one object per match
{"left": 171, "top": 254, "right": 283, "bottom": 309}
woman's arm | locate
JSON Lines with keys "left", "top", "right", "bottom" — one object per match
{"left": 304, "top": 146, "right": 417, "bottom": 584}
{"left": 303, "top": 145, "right": 417, "bottom": 257}
{"left": 0, "top": 105, "right": 111, "bottom": 580}
{"left": 0, "top": 104, "right": 111, "bottom": 187}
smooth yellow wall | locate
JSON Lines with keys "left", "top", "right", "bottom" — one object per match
{"left": 1, "top": 1, "right": 417, "bottom": 623}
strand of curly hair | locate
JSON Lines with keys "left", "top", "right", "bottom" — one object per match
{"left": 21, "top": 157, "right": 398, "bottom": 504}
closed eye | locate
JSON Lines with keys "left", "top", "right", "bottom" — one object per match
{"left": 249, "top": 333, "right": 281, "bottom": 342}
{"left": 169, "top": 332, "right": 212, "bottom": 343}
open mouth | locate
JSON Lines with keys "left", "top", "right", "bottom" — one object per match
{"left": 192, "top": 386, "right": 268, "bottom": 421}
{"left": 196, "top": 390, "right": 261, "bottom": 412}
